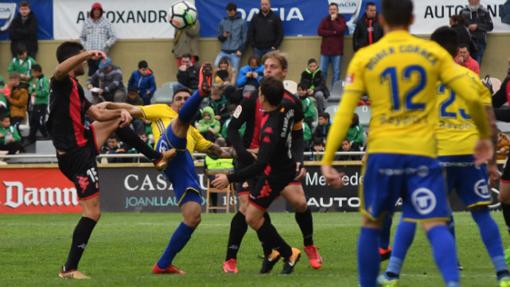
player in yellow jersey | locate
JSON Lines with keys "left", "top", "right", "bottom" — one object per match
{"left": 321, "top": 1, "right": 493, "bottom": 286}
{"left": 101, "top": 81, "right": 231, "bottom": 274}
{"left": 378, "top": 27, "right": 510, "bottom": 287}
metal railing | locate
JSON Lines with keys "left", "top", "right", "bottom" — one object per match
{"left": 0, "top": 151, "right": 365, "bottom": 162}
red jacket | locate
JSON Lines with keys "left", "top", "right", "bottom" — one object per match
{"left": 462, "top": 55, "right": 480, "bottom": 76}
{"left": 317, "top": 15, "right": 346, "bottom": 56}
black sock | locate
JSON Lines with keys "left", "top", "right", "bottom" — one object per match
{"left": 295, "top": 208, "right": 314, "bottom": 246}
{"left": 116, "top": 126, "right": 161, "bottom": 161}
{"left": 261, "top": 212, "right": 273, "bottom": 256}
{"left": 64, "top": 217, "right": 97, "bottom": 271}
{"left": 256, "top": 217, "right": 291, "bottom": 259}
{"left": 225, "top": 211, "right": 248, "bottom": 260}
{"left": 502, "top": 203, "right": 510, "bottom": 235}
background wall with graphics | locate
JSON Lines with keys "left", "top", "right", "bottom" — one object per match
{"left": 0, "top": 164, "right": 499, "bottom": 214}
{"left": 1, "top": 1, "right": 510, "bottom": 95}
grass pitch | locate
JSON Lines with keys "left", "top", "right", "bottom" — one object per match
{"left": 0, "top": 212, "right": 507, "bottom": 287}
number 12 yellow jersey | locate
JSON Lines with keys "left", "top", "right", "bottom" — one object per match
{"left": 323, "top": 30, "right": 490, "bottom": 164}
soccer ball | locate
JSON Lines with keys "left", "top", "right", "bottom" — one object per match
{"left": 168, "top": 1, "right": 198, "bottom": 30}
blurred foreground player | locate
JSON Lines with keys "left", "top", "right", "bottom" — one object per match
{"left": 213, "top": 77, "right": 301, "bottom": 274}
{"left": 50, "top": 42, "right": 173, "bottom": 279}
{"left": 379, "top": 27, "right": 510, "bottom": 287}
{"left": 321, "top": 0, "right": 493, "bottom": 286}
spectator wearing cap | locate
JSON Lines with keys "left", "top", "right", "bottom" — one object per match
{"left": 248, "top": 0, "right": 284, "bottom": 58}
{"left": 215, "top": 2, "right": 247, "bottom": 73}
{"left": 80, "top": 2, "right": 117, "bottom": 76}
{"left": 87, "top": 58, "right": 126, "bottom": 102}
{"left": 8, "top": 1, "right": 38, "bottom": 59}
{"left": 128, "top": 60, "right": 157, "bottom": 105}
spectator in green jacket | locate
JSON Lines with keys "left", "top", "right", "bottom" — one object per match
{"left": 297, "top": 82, "right": 318, "bottom": 132}
{"left": 195, "top": 106, "right": 221, "bottom": 142}
{"left": 0, "top": 115, "right": 23, "bottom": 154}
{"left": 346, "top": 113, "right": 365, "bottom": 150}
{"left": 28, "top": 64, "right": 49, "bottom": 142}
{"left": 7, "top": 45, "right": 37, "bottom": 83}
{"left": 209, "top": 85, "right": 230, "bottom": 126}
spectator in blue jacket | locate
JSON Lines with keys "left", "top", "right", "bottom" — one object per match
{"left": 128, "top": 60, "right": 156, "bottom": 105}
{"left": 236, "top": 56, "right": 264, "bottom": 88}
{"left": 214, "top": 2, "right": 247, "bottom": 73}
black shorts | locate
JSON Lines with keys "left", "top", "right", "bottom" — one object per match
{"left": 57, "top": 142, "right": 99, "bottom": 200}
{"left": 503, "top": 157, "right": 510, "bottom": 182}
{"left": 249, "top": 170, "right": 296, "bottom": 210}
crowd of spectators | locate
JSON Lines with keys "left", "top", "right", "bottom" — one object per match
{"left": 0, "top": 0, "right": 500, "bottom": 159}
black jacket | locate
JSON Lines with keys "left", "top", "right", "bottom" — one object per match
{"left": 177, "top": 65, "right": 199, "bottom": 91}
{"left": 300, "top": 69, "right": 330, "bottom": 98}
{"left": 451, "top": 24, "right": 471, "bottom": 47}
{"left": 248, "top": 10, "right": 283, "bottom": 50}
{"left": 352, "top": 14, "right": 384, "bottom": 52}
{"left": 9, "top": 12, "right": 38, "bottom": 58}
{"left": 461, "top": 6, "right": 493, "bottom": 44}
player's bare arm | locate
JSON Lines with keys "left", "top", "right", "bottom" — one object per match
{"left": 54, "top": 50, "right": 106, "bottom": 81}
{"left": 86, "top": 105, "right": 132, "bottom": 127}
{"left": 102, "top": 102, "right": 144, "bottom": 118}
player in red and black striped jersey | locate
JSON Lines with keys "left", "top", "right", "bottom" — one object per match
{"left": 221, "top": 51, "right": 321, "bottom": 274}
{"left": 214, "top": 77, "right": 301, "bottom": 274}
{"left": 49, "top": 42, "right": 173, "bottom": 280}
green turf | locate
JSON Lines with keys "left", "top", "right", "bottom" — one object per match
{"left": 0, "top": 212, "right": 507, "bottom": 286}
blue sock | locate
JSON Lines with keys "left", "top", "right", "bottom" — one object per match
{"left": 157, "top": 222, "right": 195, "bottom": 268}
{"left": 447, "top": 215, "right": 456, "bottom": 239}
{"left": 427, "top": 225, "right": 460, "bottom": 285}
{"left": 471, "top": 209, "right": 509, "bottom": 274}
{"left": 178, "top": 90, "right": 202, "bottom": 123}
{"left": 379, "top": 215, "right": 393, "bottom": 250}
{"left": 386, "top": 220, "right": 417, "bottom": 276}
{"left": 358, "top": 227, "right": 380, "bottom": 287}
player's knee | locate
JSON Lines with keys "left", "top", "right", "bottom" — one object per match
{"left": 500, "top": 183, "right": 510, "bottom": 204}
{"left": 84, "top": 209, "right": 101, "bottom": 222}
{"left": 245, "top": 213, "right": 262, "bottom": 229}
{"left": 292, "top": 200, "right": 307, "bottom": 213}
{"left": 185, "top": 212, "right": 201, "bottom": 228}
{"left": 238, "top": 197, "right": 249, "bottom": 214}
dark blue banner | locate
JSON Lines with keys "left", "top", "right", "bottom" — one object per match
{"left": 0, "top": 0, "right": 53, "bottom": 40}
{"left": 195, "top": 0, "right": 382, "bottom": 37}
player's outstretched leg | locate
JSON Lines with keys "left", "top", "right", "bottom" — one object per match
{"left": 423, "top": 222, "right": 460, "bottom": 287}
{"left": 379, "top": 215, "right": 393, "bottom": 262}
{"left": 58, "top": 197, "right": 100, "bottom": 280}
{"left": 153, "top": 200, "right": 201, "bottom": 275}
{"left": 378, "top": 219, "right": 416, "bottom": 286}
{"left": 470, "top": 208, "right": 510, "bottom": 285}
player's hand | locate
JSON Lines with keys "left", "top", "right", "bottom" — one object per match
{"left": 88, "top": 50, "right": 107, "bottom": 61}
{"left": 321, "top": 165, "right": 344, "bottom": 189}
{"left": 212, "top": 174, "right": 230, "bottom": 189}
{"left": 474, "top": 139, "right": 494, "bottom": 165}
{"left": 294, "top": 162, "right": 306, "bottom": 181}
{"left": 119, "top": 109, "right": 132, "bottom": 128}
{"left": 488, "top": 163, "right": 501, "bottom": 188}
